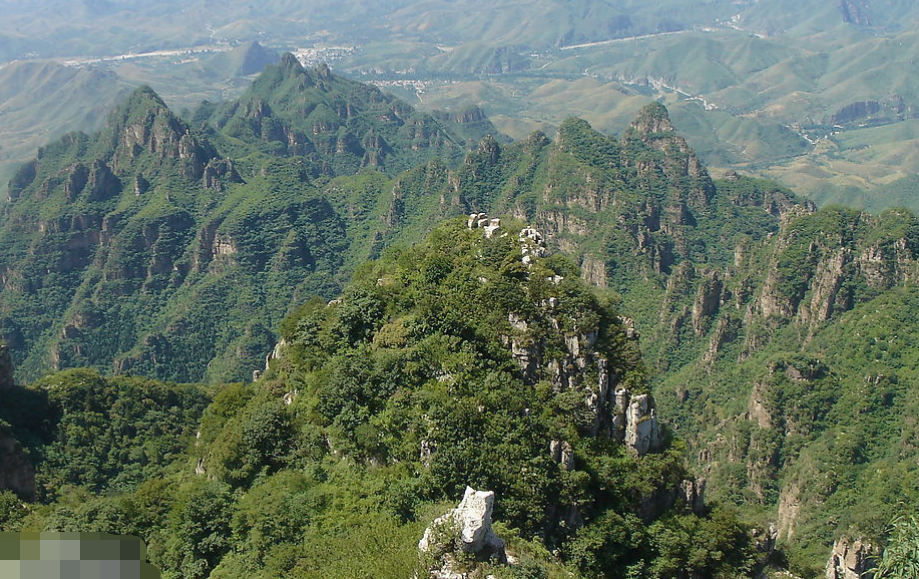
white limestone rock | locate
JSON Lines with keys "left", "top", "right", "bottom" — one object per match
{"left": 625, "top": 393, "right": 662, "bottom": 456}
{"left": 418, "top": 487, "right": 507, "bottom": 578}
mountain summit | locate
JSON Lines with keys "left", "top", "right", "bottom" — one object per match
{"left": 206, "top": 54, "right": 498, "bottom": 175}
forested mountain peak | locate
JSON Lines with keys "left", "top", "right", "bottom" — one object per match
{"left": 99, "top": 85, "right": 223, "bottom": 179}
{"left": 205, "top": 54, "right": 499, "bottom": 175}
{"left": 0, "top": 74, "right": 805, "bottom": 391}
{"left": 629, "top": 101, "right": 675, "bottom": 136}
{"left": 0, "top": 219, "right": 756, "bottom": 579}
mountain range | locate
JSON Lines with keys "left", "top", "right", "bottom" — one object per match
{"left": 0, "top": 55, "right": 496, "bottom": 383}
{"left": 0, "top": 52, "right": 917, "bottom": 577}
{"left": 5, "top": 0, "right": 919, "bottom": 211}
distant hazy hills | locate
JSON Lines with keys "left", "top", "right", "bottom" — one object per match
{"left": 0, "top": 61, "right": 130, "bottom": 186}
{"left": 2, "top": 0, "right": 913, "bottom": 59}
{"left": 0, "top": 42, "right": 284, "bottom": 186}
{"left": 4, "top": 0, "right": 919, "bottom": 209}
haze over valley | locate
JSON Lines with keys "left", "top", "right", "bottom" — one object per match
{"left": 4, "top": 0, "right": 919, "bottom": 207}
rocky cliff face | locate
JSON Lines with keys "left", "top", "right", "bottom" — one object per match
{"left": 475, "top": 217, "right": 663, "bottom": 455}
{"left": 105, "top": 85, "right": 224, "bottom": 181}
{"left": 825, "top": 538, "right": 875, "bottom": 579}
{"left": 647, "top": 206, "right": 919, "bottom": 567}
{"left": 623, "top": 392, "right": 662, "bottom": 456}
{"left": 647, "top": 205, "right": 919, "bottom": 378}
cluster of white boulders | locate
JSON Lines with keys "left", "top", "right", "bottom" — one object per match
{"left": 418, "top": 487, "right": 508, "bottom": 579}
{"left": 467, "top": 213, "right": 503, "bottom": 238}
{"left": 518, "top": 227, "right": 548, "bottom": 265}
{"left": 466, "top": 213, "right": 548, "bottom": 265}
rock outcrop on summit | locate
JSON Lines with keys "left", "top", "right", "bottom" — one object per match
{"left": 468, "top": 215, "right": 663, "bottom": 456}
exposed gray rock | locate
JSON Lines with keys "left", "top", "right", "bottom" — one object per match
{"left": 419, "top": 487, "right": 507, "bottom": 578}
{"left": 518, "top": 227, "right": 547, "bottom": 265}
{"left": 680, "top": 478, "right": 706, "bottom": 515}
{"left": 507, "top": 313, "right": 528, "bottom": 332}
{"left": 625, "top": 393, "right": 662, "bottom": 456}
{"left": 420, "top": 440, "right": 434, "bottom": 466}
{"left": 134, "top": 173, "right": 150, "bottom": 196}
{"left": 581, "top": 255, "right": 608, "bottom": 287}
{"left": 484, "top": 218, "right": 502, "bottom": 238}
{"left": 702, "top": 315, "right": 740, "bottom": 367}
{"left": 825, "top": 538, "right": 876, "bottom": 579}
{"left": 692, "top": 271, "right": 724, "bottom": 335}
{"left": 747, "top": 381, "right": 772, "bottom": 429}
{"left": 467, "top": 212, "right": 488, "bottom": 229}
{"left": 612, "top": 387, "right": 630, "bottom": 440}
{"left": 506, "top": 313, "right": 536, "bottom": 380}
{"left": 752, "top": 523, "right": 778, "bottom": 556}
{"left": 611, "top": 388, "right": 663, "bottom": 455}
{"left": 550, "top": 440, "right": 575, "bottom": 471}
{"left": 797, "top": 247, "right": 850, "bottom": 327}
{"left": 202, "top": 158, "right": 241, "bottom": 191}
{"left": 467, "top": 213, "right": 505, "bottom": 239}
{"left": 264, "top": 338, "right": 288, "bottom": 371}
{"left": 87, "top": 160, "right": 120, "bottom": 202}
{"left": 63, "top": 163, "right": 89, "bottom": 201}
{"left": 777, "top": 482, "right": 801, "bottom": 540}
{"left": 857, "top": 236, "right": 913, "bottom": 288}
{"left": 420, "top": 486, "right": 506, "bottom": 558}
{"left": 617, "top": 316, "right": 639, "bottom": 340}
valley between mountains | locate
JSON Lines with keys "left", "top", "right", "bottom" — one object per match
{"left": 0, "top": 54, "right": 916, "bottom": 579}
